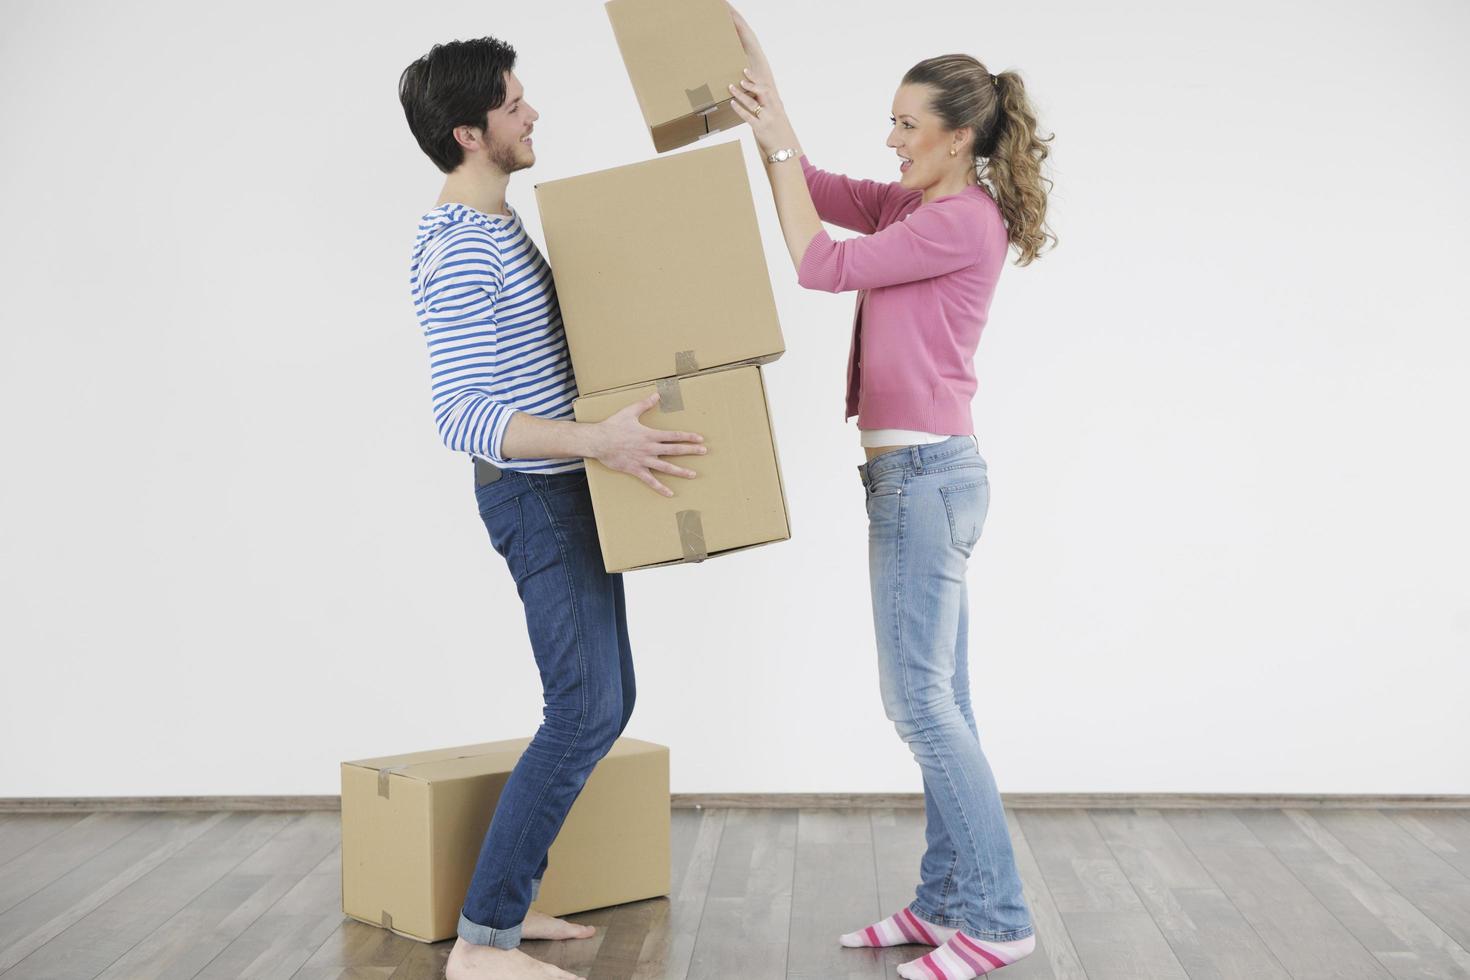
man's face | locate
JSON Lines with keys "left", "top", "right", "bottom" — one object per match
{"left": 481, "top": 70, "right": 538, "bottom": 174}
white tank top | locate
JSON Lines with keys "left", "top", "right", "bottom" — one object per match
{"left": 859, "top": 427, "right": 949, "bottom": 448}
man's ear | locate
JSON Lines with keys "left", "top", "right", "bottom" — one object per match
{"left": 453, "top": 125, "right": 482, "bottom": 151}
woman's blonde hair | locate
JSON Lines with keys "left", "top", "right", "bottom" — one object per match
{"left": 903, "top": 55, "right": 1056, "bottom": 265}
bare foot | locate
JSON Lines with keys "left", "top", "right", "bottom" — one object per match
{"left": 521, "top": 909, "right": 596, "bottom": 941}
{"left": 444, "top": 938, "right": 583, "bottom": 980}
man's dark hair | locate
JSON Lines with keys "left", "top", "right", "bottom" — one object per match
{"left": 399, "top": 37, "right": 518, "bottom": 174}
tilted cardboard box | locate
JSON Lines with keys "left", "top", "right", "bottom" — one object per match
{"left": 341, "top": 738, "right": 670, "bottom": 943}
{"left": 535, "top": 140, "right": 783, "bottom": 397}
{"left": 605, "top": 0, "right": 748, "bottom": 152}
{"left": 573, "top": 364, "right": 789, "bottom": 572}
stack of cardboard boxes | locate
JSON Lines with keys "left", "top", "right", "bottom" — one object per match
{"left": 537, "top": 0, "right": 791, "bottom": 574}
{"left": 341, "top": 0, "right": 783, "bottom": 942}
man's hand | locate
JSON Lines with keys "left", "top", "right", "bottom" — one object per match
{"left": 590, "top": 393, "right": 706, "bottom": 497}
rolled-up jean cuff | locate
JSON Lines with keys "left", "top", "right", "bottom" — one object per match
{"left": 457, "top": 911, "right": 521, "bottom": 950}
{"left": 910, "top": 900, "right": 967, "bottom": 930}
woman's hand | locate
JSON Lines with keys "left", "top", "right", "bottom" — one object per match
{"left": 727, "top": 4, "right": 774, "bottom": 86}
{"left": 726, "top": 5, "right": 796, "bottom": 154}
{"left": 728, "top": 68, "right": 796, "bottom": 155}
{"left": 724, "top": 3, "right": 820, "bottom": 274}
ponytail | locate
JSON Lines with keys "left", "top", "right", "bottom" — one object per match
{"left": 986, "top": 70, "right": 1055, "bottom": 266}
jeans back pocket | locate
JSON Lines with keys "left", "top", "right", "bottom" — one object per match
{"left": 939, "top": 480, "right": 989, "bottom": 551}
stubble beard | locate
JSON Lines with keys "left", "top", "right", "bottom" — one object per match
{"left": 491, "top": 136, "right": 531, "bottom": 175}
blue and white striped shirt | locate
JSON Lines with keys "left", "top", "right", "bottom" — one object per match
{"left": 409, "top": 203, "right": 583, "bottom": 475}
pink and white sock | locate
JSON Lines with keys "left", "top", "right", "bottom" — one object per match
{"left": 840, "top": 907, "right": 956, "bottom": 948}
{"left": 897, "top": 932, "right": 1036, "bottom": 979}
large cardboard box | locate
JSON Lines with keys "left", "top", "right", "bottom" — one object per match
{"left": 341, "top": 738, "right": 670, "bottom": 943}
{"left": 573, "top": 364, "right": 789, "bottom": 572}
{"left": 605, "top": 0, "right": 748, "bottom": 152}
{"left": 535, "top": 140, "right": 784, "bottom": 396}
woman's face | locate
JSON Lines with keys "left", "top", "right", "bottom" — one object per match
{"left": 887, "top": 83, "right": 969, "bottom": 192}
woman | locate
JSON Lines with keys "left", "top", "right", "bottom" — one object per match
{"left": 726, "top": 9, "right": 1055, "bottom": 979}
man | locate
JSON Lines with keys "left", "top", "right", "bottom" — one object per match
{"left": 399, "top": 37, "right": 705, "bottom": 980}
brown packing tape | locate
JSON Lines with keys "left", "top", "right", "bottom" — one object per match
{"left": 655, "top": 377, "right": 684, "bottom": 413}
{"left": 382, "top": 911, "right": 394, "bottom": 931}
{"left": 685, "top": 83, "right": 715, "bottom": 112}
{"left": 650, "top": 100, "right": 735, "bottom": 151}
{"left": 677, "top": 510, "right": 707, "bottom": 561}
{"left": 674, "top": 350, "right": 699, "bottom": 374}
{"left": 372, "top": 748, "right": 500, "bottom": 798}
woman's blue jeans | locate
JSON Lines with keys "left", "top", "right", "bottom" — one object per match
{"left": 859, "top": 436, "right": 1034, "bottom": 942}
{"left": 457, "top": 467, "right": 635, "bottom": 949}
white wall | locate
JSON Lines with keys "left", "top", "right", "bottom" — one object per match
{"left": 2, "top": 0, "right": 1467, "bottom": 797}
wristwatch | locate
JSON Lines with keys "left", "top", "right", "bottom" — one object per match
{"left": 766, "top": 147, "right": 799, "bottom": 164}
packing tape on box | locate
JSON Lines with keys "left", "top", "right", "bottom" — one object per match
{"left": 656, "top": 377, "right": 685, "bottom": 412}
{"left": 381, "top": 911, "right": 394, "bottom": 931}
{"left": 375, "top": 750, "right": 489, "bottom": 798}
{"left": 675, "top": 350, "right": 699, "bottom": 374}
{"left": 686, "top": 83, "right": 715, "bottom": 113}
{"left": 677, "top": 509, "right": 707, "bottom": 561}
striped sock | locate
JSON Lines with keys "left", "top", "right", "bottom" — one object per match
{"left": 840, "top": 907, "right": 956, "bottom": 948}
{"left": 897, "top": 932, "right": 1036, "bottom": 979}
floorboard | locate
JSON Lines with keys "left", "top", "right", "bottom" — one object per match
{"left": 3, "top": 806, "right": 1467, "bottom": 979}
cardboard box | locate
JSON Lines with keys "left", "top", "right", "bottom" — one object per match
{"left": 341, "top": 737, "right": 670, "bottom": 943}
{"left": 573, "top": 364, "right": 789, "bottom": 572}
{"left": 606, "top": 0, "right": 748, "bottom": 152}
{"left": 535, "top": 140, "right": 784, "bottom": 396}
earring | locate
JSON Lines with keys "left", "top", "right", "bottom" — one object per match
{"left": 950, "top": 148, "right": 957, "bottom": 156}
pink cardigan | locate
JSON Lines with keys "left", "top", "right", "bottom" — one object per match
{"left": 796, "top": 155, "right": 1009, "bottom": 434}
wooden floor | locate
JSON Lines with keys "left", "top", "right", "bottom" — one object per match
{"left": 1, "top": 807, "right": 1469, "bottom": 979}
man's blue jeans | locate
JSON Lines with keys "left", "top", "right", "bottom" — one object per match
{"left": 859, "top": 436, "right": 1034, "bottom": 942}
{"left": 457, "top": 467, "right": 635, "bottom": 949}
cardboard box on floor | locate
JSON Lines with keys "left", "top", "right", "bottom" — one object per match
{"left": 535, "top": 140, "right": 783, "bottom": 397}
{"left": 574, "top": 364, "right": 789, "bottom": 572}
{"left": 605, "top": 0, "right": 748, "bottom": 152}
{"left": 341, "top": 738, "right": 670, "bottom": 944}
